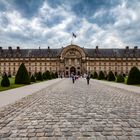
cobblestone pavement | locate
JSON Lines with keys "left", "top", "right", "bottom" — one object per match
{"left": 0, "top": 78, "right": 140, "bottom": 140}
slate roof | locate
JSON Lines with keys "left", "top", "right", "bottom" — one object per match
{"left": 0, "top": 46, "right": 140, "bottom": 58}
{"left": 84, "top": 47, "right": 140, "bottom": 58}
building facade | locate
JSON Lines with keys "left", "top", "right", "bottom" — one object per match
{"left": 0, "top": 44, "right": 140, "bottom": 77}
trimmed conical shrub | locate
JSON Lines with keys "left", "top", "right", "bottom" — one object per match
{"left": 1, "top": 73, "right": 10, "bottom": 87}
{"left": 36, "top": 72, "right": 43, "bottom": 81}
{"left": 123, "top": 73, "right": 126, "bottom": 77}
{"left": 127, "top": 66, "right": 140, "bottom": 85}
{"left": 30, "top": 75, "right": 36, "bottom": 82}
{"left": 15, "top": 63, "right": 30, "bottom": 84}
{"left": 43, "top": 73, "right": 47, "bottom": 80}
{"left": 93, "top": 71, "right": 98, "bottom": 79}
{"left": 55, "top": 72, "right": 58, "bottom": 78}
{"left": 51, "top": 72, "right": 56, "bottom": 79}
{"left": 8, "top": 73, "right": 11, "bottom": 78}
{"left": 98, "top": 71, "right": 105, "bottom": 80}
{"left": 107, "top": 71, "right": 116, "bottom": 81}
{"left": 116, "top": 74, "right": 125, "bottom": 83}
{"left": 45, "top": 71, "right": 51, "bottom": 79}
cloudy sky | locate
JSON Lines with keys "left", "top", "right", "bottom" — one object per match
{"left": 0, "top": 0, "right": 140, "bottom": 49}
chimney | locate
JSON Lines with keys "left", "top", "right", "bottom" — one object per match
{"left": 0, "top": 47, "right": 2, "bottom": 51}
{"left": 134, "top": 46, "right": 138, "bottom": 50}
{"left": 8, "top": 46, "right": 12, "bottom": 51}
{"left": 17, "top": 46, "right": 20, "bottom": 51}
{"left": 126, "top": 46, "right": 129, "bottom": 50}
{"left": 95, "top": 46, "right": 99, "bottom": 54}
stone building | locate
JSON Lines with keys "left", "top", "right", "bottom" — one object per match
{"left": 0, "top": 44, "right": 140, "bottom": 77}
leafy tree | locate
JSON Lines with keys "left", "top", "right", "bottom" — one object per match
{"left": 93, "top": 71, "right": 98, "bottom": 79}
{"left": 1, "top": 73, "right": 10, "bottom": 87}
{"left": 15, "top": 63, "right": 30, "bottom": 84}
{"left": 98, "top": 71, "right": 105, "bottom": 80}
{"left": 107, "top": 71, "right": 116, "bottom": 81}
{"left": 116, "top": 74, "right": 125, "bottom": 83}
{"left": 127, "top": 66, "right": 140, "bottom": 85}
{"left": 36, "top": 72, "right": 43, "bottom": 81}
{"left": 30, "top": 75, "right": 36, "bottom": 82}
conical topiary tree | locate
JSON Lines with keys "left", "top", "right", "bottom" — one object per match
{"left": 55, "top": 72, "right": 58, "bottom": 78}
{"left": 15, "top": 63, "right": 30, "bottom": 84}
{"left": 1, "top": 73, "right": 10, "bottom": 87}
{"left": 127, "top": 66, "right": 140, "bottom": 85}
{"left": 30, "top": 75, "right": 36, "bottom": 82}
{"left": 116, "top": 74, "right": 125, "bottom": 83}
{"left": 43, "top": 72, "right": 47, "bottom": 80}
{"left": 123, "top": 73, "right": 126, "bottom": 77}
{"left": 36, "top": 72, "right": 43, "bottom": 81}
{"left": 107, "top": 71, "right": 116, "bottom": 81}
{"left": 93, "top": 71, "right": 98, "bottom": 79}
{"left": 98, "top": 71, "right": 105, "bottom": 80}
{"left": 51, "top": 72, "right": 56, "bottom": 79}
{"left": 45, "top": 71, "right": 51, "bottom": 79}
{"left": 8, "top": 73, "right": 11, "bottom": 78}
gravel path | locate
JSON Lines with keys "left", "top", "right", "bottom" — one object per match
{"left": 0, "top": 78, "right": 140, "bottom": 140}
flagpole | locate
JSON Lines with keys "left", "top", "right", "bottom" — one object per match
{"left": 71, "top": 34, "right": 73, "bottom": 45}
{"left": 71, "top": 33, "right": 76, "bottom": 45}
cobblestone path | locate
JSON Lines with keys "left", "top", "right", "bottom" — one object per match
{"left": 0, "top": 78, "right": 140, "bottom": 140}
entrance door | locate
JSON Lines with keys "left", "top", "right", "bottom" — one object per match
{"left": 70, "top": 67, "right": 76, "bottom": 75}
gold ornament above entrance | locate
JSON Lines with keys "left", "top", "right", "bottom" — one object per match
{"left": 60, "top": 44, "right": 86, "bottom": 60}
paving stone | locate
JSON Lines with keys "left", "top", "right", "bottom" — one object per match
{"left": 0, "top": 78, "right": 140, "bottom": 139}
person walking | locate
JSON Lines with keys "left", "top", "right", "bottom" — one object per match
{"left": 71, "top": 74, "right": 75, "bottom": 84}
{"left": 86, "top": 74, "right": 90, "bottom": 85}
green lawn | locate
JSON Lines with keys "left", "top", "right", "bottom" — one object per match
{"left": 0, "top": 77, "right": 49, "bottom": 92}
{"left": 0, "top": 77, "right": 25, "bottom": 92}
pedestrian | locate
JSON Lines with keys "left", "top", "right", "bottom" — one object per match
{"left": 71, "top": 74, "right": 75, "bottom": 84}
{"left": 86, "top": 74, "right": 90, "bottom": 85}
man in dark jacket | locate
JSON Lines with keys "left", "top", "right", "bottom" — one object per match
{"left": 86, "top": 75, "right": 90, "bottom": 85}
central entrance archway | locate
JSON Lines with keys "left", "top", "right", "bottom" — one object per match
{"left": 70, "top": 67, "right": 76, "bottom": 75}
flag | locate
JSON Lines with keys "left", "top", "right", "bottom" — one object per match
{"left": 72, "top": 33, "right": 76, "bottom": 38}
